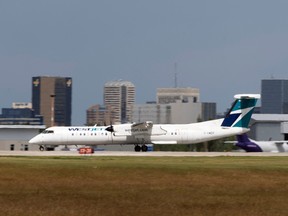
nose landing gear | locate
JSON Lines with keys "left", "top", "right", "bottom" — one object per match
{"left": 39, "top": 145, "right": 45, "bottom": 151}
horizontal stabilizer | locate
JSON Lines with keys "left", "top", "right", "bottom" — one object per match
{"left": 275, "top": 142, "right": 286, "bottom": 145}
{"left": 234, "top": 94, "right": 261, "bottom": 99}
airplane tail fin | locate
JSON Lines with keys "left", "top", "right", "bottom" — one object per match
{"left": 221, "top": 94, "right": 260, "bottom": 128}
{"left": 236, "top": 133, "right": 251, "bottom": 143}
{"left": 235, "top": 133, "right": 262, "bottom": 152}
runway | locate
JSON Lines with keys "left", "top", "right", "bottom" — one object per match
{"left": 0, "top": 151, "right": 288, "bottom": 157}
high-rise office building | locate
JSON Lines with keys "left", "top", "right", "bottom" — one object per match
{"left": 157, "top": 88, "right": 200, "bottom": 104}
{"left": 86, "top": 104, "right": 116, "bottom": 126}
{"left": 104, "top": 80, "right": 135, "bottom": 124}
{"left": 32, "top": 76, "right": 72, "bottom": 127}
{"left": 261, "top": 79, "right": 288, "bottom": 114}
{"left": 132, "top": 87, "right": 215, "bottom": 124}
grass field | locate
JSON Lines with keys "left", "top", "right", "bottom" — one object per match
{"left": 0, "top": 156, "right": 287, "bottom": 216}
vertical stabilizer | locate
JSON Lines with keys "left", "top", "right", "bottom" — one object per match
{"left": 236, "top": 133, "right": 250, "bottom": 143}
{"left": 236, "top": 133, "right": 263, "bottom": 152}
{"left": 221, "top": 94, "right": 260, "bottom": 128}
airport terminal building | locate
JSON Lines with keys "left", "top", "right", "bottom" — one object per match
{"left": 249, "top": 114, "right": 288, "bottom": 141}
{"left": 0, "top": 102, "right": 46, "bottom": 151}
{"left": 0, "top": 125, "right": 45, "bottom": 151}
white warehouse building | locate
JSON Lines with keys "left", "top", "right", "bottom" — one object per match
{"left": 0, "top": 125, "right": 45, "bottom": 151}
{"left": 249, "top": 114, "right": 288, "bottom": 141}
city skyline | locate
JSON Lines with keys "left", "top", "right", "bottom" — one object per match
{"left": 2, "top": 76, "right": 288, "bottom": 126}
{"left": 1, "top": 1, "right": 288, "bottom": 125}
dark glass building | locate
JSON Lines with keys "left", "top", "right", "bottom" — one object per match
{"left": 201, "top": 102, "right": 217, "bottom": 121}
{"left": 261, "top": 79, "right": 288, "bottom": 114}
{"left": 0, "top": 108, "right": 43, "bottom": 125}
{"left": 32, "top": 76, "right": 72, "bottom": 127}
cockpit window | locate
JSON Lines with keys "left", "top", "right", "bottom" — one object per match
{"left": 42, "top": 130, "right": 54, "bottom": 134}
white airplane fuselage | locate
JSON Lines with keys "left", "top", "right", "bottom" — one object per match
{"left": 257, "top": 141, "right": 288, "bottom": 153}
{"left": 30, "top": 119, "right": 249, "bottom": 146}
{"left": 235, "top": 134, "right": 288, "bottom": 153}
{"left": 29, "top": 94, "right": 260, "bottom": 151}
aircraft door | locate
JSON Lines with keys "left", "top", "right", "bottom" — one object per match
{"left": 58, "top": 132, "right": 68, "bottom": 145}
{"left": 108, "top": 131, "right": 113, "bottom": 144}
{"left": 180, "top": 129, "right": 188, "bottom": 144}
{"left": 53, "top": 132, "right": 68, "bottom": 145}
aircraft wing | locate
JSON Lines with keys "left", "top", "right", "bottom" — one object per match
{"left": 132, "top": 121, "right": 153, "bottom": 129}
{"left": 131, "top": 121, "right": 168, "bottom": 137}
{"left": 126, "top": 121, "right": 154, "bottom": 136}
{"left": 152, "top": 141, "right": 178, "bottom": 144}
{"left": 224, "top": 141, "right": 237, "bottom": 144}
{"left": 275, "top": 141, "right": 287, "bottom": 145}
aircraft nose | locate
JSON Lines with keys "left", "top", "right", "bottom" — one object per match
{"left": 29, "top": 135, "right": 42, "bottom": 144}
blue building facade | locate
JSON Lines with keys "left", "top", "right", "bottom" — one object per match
{"left": 0, "top": 108, "right": 43, "bottom": 125}
{"left": 261, "top": 79, "right": 288, "bottom": 114}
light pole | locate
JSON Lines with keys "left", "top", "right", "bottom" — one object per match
{"left": 50, "top": 94, "right": 55, "bottom": 127}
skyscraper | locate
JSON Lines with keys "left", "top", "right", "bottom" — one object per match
{"left": 104, "top": 80, "right": 135, "bottom": 124}
{"left": 86, "top": 104, "right": 116, "bottom": 126}
{"left": 32, "top": 76, "right": 72, "bottom": 127}
{"left": 157, "top": 88, "right": 200, "bottom": 104}
{"left": 261, "top": 79, "right": 288, "bottom": 114}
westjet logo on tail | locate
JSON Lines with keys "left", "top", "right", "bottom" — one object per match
{"left": 221, "top": 95, "right": 259, "bottom": 128}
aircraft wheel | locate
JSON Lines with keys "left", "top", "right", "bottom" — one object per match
{"left": 134, "top": 145, "right": 141, "bottom": 152}
{"left": 141, "top": 145, "right": 148, "bottom": 152}
{"left": 39, "top": 145, "right": 45, "bottom": 151}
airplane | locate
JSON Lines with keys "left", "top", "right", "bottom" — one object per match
{"left": 29, "top": 94, "right": 260, "bottom": 152}
{"left": 234, "top": 133, "right": 288, "bottom": 152}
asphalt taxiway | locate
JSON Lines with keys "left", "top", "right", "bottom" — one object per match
{"left": 0, "top": 151, "right": 288, "bottom": 157}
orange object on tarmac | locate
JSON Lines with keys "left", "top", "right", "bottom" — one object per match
{"left": 79, "top": 147, "right": 94, "bottom": 154}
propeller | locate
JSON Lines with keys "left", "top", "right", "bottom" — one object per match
{"left": 105, "top": 125, "right": 114, "bottom": 133}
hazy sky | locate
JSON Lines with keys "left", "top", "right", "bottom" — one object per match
{"left": 1, "top": 0, "right": 288, "bottom": 125}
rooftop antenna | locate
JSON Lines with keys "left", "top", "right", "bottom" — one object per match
{"left": 174, "top": 62, "right": 178, "bottom": 88}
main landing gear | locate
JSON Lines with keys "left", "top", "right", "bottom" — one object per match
{"left": 39, "top": 145, "right": 55, "bottom": 151}
{"left": 134, "top": 144, "right": 148, "bottom": 152}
